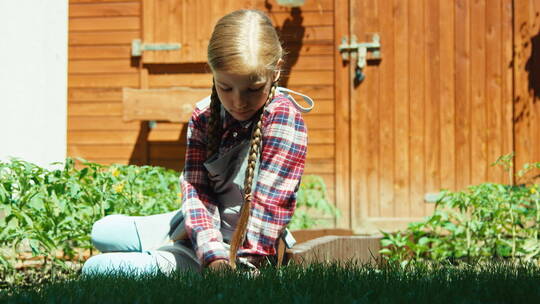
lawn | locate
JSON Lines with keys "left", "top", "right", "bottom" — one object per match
{"left": 2, "top": 261, "right": 540, "bottom": 303}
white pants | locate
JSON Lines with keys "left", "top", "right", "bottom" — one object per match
{"left": 82, "top": 211, "right": 200, "bottom": 276}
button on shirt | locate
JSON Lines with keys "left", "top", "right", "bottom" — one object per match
{"left": 180, "top": 93, "right": 308, "bottom": 266}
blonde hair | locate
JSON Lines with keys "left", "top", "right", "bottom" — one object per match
{"left": 206, "top": 9, "right": 283, "bottom": 268}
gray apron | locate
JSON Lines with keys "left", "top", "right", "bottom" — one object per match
{"left": 203, "top": 138, "right": 259, "bottom": 242}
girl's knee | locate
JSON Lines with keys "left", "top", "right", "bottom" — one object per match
{"left": 91, "top": 215, "right": 141, "bottom": 253}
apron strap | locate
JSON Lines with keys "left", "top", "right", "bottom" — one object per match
{"left": 276, "top": 87, "right": 315, "bottom": 113}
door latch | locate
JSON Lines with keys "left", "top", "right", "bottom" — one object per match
{"left": 338, "top": 34, "right": 381, "bottom": 85}
{"left": 131, "top": 39, "right": 182, "bottom": 57}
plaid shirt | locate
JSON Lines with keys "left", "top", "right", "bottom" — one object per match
{"left": 180, "top": 93, "right": 308, "bottom": 266}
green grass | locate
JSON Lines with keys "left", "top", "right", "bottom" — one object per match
{"left": 2, "top": 261, "right": 540, "bottom": 303}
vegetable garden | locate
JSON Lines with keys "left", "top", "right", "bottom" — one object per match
{"left": 2, "top": 155, "right": 540, "bottom": 302}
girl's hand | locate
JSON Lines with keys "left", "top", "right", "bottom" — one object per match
{"left": 207, "top": 259, "right": 231, "bottom": 271}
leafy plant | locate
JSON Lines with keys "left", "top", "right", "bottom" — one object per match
{"left": 0, "top": 158, "right": 182, "bottom": 281}
{"left": 0, "top": 158, "right": 336, "bottom": 280}
{"left": 290, "top": 175, "right": 340, "bottom": 230}
{"left": 380, "top": 155, "right": 540, "bottom": 265}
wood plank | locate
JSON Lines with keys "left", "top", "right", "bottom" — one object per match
{"left": 69, "top": 30, "right": 139, "bottom": 45}
{"left": 122, "top": 87, "right": 210, "bottom": 122}
{"left": 154, "top": 0, "right": 169, "bottom": 63}
{"left": 68, "top": 144, "right": 144, "bottom": 159}
{"left": 142, "top": 0, "right": 155, "bottom": 62}
{"left": 69, "top": 46, "right": 132, "bottom": 59}
{"left": 486, "top": 1, "right": 503, "bottom": 183}
{"left": 501, "top": 0, "right": 513, "bottom": 185}
{"left": 69, "top": 16, "right": 140, "bottom": 32}
{"left": 271, "top": 11, "right": 334, "bottom": 27}
{"left": 454, "top": 0, "right": 471, "bottom": 191}
{"left": 378, "top": 0, "right": 395, "bottom": 218}
{"left": 70, "top": 2, "right": 140, "bottom": 17}
{"left": 148, "top": 129, "right": 188, "bottom": 142}
{"left": 69, "top": 116, "right": 139, "bottom": 131}
{"left": 304, "top": 159, "right": 335, "bottom": 174}
{"left": 424, "top": 0, "right": 441, "bottom": 216}
{"left": 251, "top": 0, "right": 334, "bottom": 12}
{"left": 68, "top": 102, "right": 123, "bottom": 116}
{"left": 307, "top": 99, "right": 333, "bottom": 115}
{"left": 439, "top": 0, "right": 456, "bottom": 191}
{"left": 333, "top": 0, "right": 350, "bottom": 229}
{"left": 304, "top": 115, "right": 334, "bottom": 130}
{"left": 289, "top": 55, "right": 334, "bottom": 71}
{"left": 69, "top": 59, "right": 138, "bottom": 74}
{"left": 364, "top": 0, "right": 380, "bottom": 219}
{"left": 68, "top": 88, "right": 122, "bottom": 102}
{"left": 393, "top": 0, "right": 411, "bottom": 219}
{"left": 68, "top": 130, "right": 168, "bottom": 145}
{"left": 287, "top": 85, "right": 334, "bottom": 99}
{"left": 408, "top": 0, "right": 425, "bottom": 217}
{"left": 308, "top": 129, "right": 335, "bottom": 144}
{"left": 285, "top": 71, "right": 334, "bottom": 86}
{"left": 287, "top": 236, "right": 381, "bottom": 265}
{"left": 470, "top": 0, "right": 487, "bottom": 185}
{"left": 147, "top": 73, "right": 213, "bottom": 88}
{"left": 307, "top": 144, "right": 335, "bottom": 159}
{"left": 280, "top": 25, "right": 333, "bottom": 43}
{"left": 350, "top": 0, "right": 370, "bottom": 229}
{"left": 148, "top": 143, "right": 187, "bottom": 160}
{"left": 69, "top": 74, "right": 139, "bottom": 88}
{"left": 288, "top": 44, "right": 335, "bottom": 56}
{"left": 289, "top": 229, "right": 354, "bottom": 245}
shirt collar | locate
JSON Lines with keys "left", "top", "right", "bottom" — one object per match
{"left": 221, "top": 106, "right": 255, "bottom": 130}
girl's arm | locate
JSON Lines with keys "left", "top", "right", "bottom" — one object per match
{"left": 181, "top": 109, "right": 229, "bottom": 267}
{"left": 240, "top": 97, "right": 308, "bottom": 257}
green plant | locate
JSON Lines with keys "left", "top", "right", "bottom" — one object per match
{"left": 0, "top": 158, "right": 182, "bottom": 281}
{"left": 0, "top": 158, "right": 337, "bottom": 280}
{"left": 290, "top": 175, "right": 340, "bottom": 230}
{"left": 380, "top": 155, "right": 540, "bottom": 265}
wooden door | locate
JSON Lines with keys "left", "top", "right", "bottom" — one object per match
{"left": 345, "top": 0, "right": 514, "bottom": 233}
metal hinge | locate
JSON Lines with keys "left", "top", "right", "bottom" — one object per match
{"left": 338, "top": 34, "right": 381, "bottom": 84}
{"left": 131, "top": 39, "right": 182, "bottom": 57}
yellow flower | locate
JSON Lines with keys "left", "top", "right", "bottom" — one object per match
{"left": 178, "top": 192, "right": 183, "bottom": 199}
{"left": 110, "top": 168, "right": 120, "bottom": 177}
{"left": 113, "top": 182, "right": 125, "bottom": 193}
{"left": 531, "top": 187, "right": 537, "bottom": 194}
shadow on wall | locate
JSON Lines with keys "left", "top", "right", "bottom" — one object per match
{"left": 525, "top": 25, "right": 539, "bottom": 102}
{"left": 127, "top": 62, "right": 206, "bottom": 170}
{"left": 265, "top": 1, "right": 305, "bottom": 87}
{"left": 514, "top": 17, "right": 540, "bottom": 125}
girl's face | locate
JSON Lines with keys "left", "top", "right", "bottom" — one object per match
{"left": 213, "top": 65, "right": 281, "bottom": 121}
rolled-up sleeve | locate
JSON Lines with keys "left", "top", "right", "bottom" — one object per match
{"left": 240, "top": 98, "right": 308, "bottom": 257}
{"left": 180, "top": 109, "right": 229, "bottom": 266}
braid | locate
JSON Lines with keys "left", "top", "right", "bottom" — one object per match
{"left": 207, "top": 82, "right": 222, "bottom": 159}
{"left": 229, "top": 82, "right": 278, "bottom": 269}
{"left": 243, "top": 83, "right": 277, "bottom": 195}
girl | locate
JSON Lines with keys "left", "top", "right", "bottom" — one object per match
{"left": 82, "top": 9, "right": 313, "bottom": 275}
